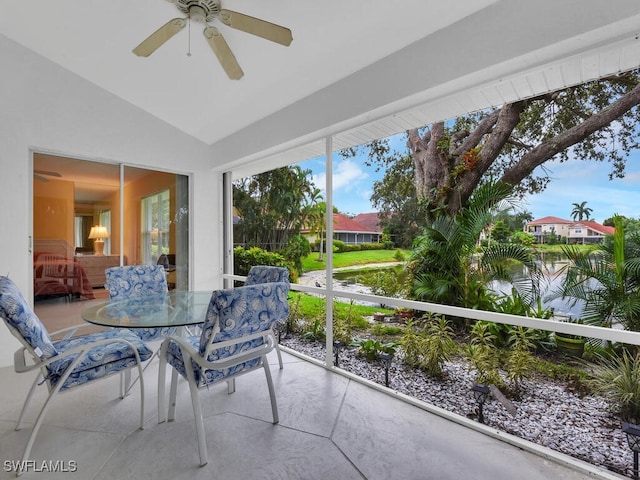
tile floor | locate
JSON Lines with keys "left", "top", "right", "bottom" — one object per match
{"left": 0, "top": 295, "right": 619, "bottom": 479}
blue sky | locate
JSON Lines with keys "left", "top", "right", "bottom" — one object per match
{"left": 297, "top": 135, "right": 640, "bottom": 223}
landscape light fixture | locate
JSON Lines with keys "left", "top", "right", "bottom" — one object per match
{"left": 379, "top": 352, "right": 393, "bottom": 387}
{"left": 333, "top": 340, "right": 342, "bottom": 368}
{"left": 623, "top": 422, "right": 640, "bottom": 479}
{"left": 471, "top": 383, "right": 491, "bottom": 424}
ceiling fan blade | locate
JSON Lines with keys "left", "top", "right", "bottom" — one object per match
{"left": 34, "top": 174, "right": 49, "bottom": 183}
{"left": 33, "top": 170, "right": 62, "bottom": 178}
{"left": 218, "top": 10, "right": 292, "bottom": 46}
{"left": 203, "top": 26, "right": 244, "bottom": 80}
{"left": 133, "top": 18, "right": 187, "bottom": 57}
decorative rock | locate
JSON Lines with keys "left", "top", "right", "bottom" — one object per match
{"left": 282, "top": 336, "right": 634, "bottom": 477}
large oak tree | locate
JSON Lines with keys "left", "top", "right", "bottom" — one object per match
{"left": 347, "top": 70, "right": 640, "bottom": 225}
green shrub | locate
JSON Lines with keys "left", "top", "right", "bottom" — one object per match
{"left": 591, "top": 351, "right": 640, "bottom": 422}
{"left": 333, "top": 299, "right": 354, "bottom": 344}
{"left": 422, "top": 314, "right": 456, "bottom": 378}
{"left": 360, "top": 269, "right": 404, "bottom": 302}
{"left": 393, "top": 249, "right": 405, "bottom": 261}
{"left": 333, "top": 239, "right": 346, "bottom": 252}
{"left": 233, "top": 246, "right": 294, "bottom": 280}
{"left": 360, "top": 242, "right": 385, "bottom": 251}
{"left": 466, "top": 321, "right": 503, "bottom": 386}
{"left": 351, "top": 337, "right": 398, "bottom": 361}
{"left": 400, "top": 320, "right": 427, "bottom": 369}
{"left": 281, "top": 235, "right": 310, "bottom": 277}
{"left": 372, "top": 323, "right": 403, "bottom": 336}
{"left": 400, "top": 315, "right": 455, "bottom": 377}
{"left": 505, "top": 326, "right": 535, "bottom": 393}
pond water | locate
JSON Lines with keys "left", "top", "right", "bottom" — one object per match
{"left": 333, "top": 254, "right": 585, "bottom": 319}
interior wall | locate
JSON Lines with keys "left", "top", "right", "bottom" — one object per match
{"left": 0, "top": 34, "right": 221, "bottom": 367}
{"left": 33, "top": 178, "right": 75, "bottom": 246}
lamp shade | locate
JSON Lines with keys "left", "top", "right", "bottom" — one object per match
{"left": 88, "top": 225, "right": 109, "bottom": 240}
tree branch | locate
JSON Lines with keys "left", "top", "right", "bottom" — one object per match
{"left": 501, "top": 81, "right": 640, "bottom": 186}
{"left": 451, "top": 110, "right": 500, "bottom": 156}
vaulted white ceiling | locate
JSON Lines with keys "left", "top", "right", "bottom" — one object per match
{"left": 2, "top": 0, "right": 640, "bottom": 174}
{"left": 0, "top": 0, "right": 493, "bottom": 145}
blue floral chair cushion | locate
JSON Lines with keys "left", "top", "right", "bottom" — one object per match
{"left": 49, "top": 329, "right": 153, "bottom": 391}
{"left": 0, "top": 275, "right": 153, "bottom": 391}
{"left": 105, "top": 265, "right": 175, "bottom": 341}
{"left": 105, "top": 265, "right": 168, "bottom": 299}
{"left": 0, "top": 275, "right": 153, "bottom": 467}
{"left": 164, "top": 282, "right": 290, "bottom": 387}
{"left": 0, "top": 276, "right": 58, "bottom": 360}
{"left": 244, "top": 266, "right": 290, "bottom": 285}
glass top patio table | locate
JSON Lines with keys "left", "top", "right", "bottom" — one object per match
{"left": 81, "top": 291, "right": 212, "bottom": 329}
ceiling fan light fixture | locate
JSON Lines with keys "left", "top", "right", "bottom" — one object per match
{"left": 176, "top": 0, "right": 220, "bottom": 22}
{"left": 133, "top": 0, "right": 292, "bottom": 79}
{"left": 188, "top": 5, "right": 207, "bottom": 22}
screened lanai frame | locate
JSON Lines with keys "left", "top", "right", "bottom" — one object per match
{"left": 221, "top": 132, "right": 640, "bottom": 370}
{"left": 216, "top": 29, "right": 640, "bottom": 369}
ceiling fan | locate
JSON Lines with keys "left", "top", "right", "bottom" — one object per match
{"left": 133, "top": 0, "right": 293, "bottom": 80}
{"left": 34, "top": 170, "right": 62, "bottom": 183}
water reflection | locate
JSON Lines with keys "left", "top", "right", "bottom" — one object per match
{"left": 332, "top": 256, "right": 585, "bottom": 319}
{"left": 491, "top": 253, "right": 583, "bottom": 318}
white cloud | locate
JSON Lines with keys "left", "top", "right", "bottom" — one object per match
{"left": 309, "top": 159, "right": 376, "bottom": 212}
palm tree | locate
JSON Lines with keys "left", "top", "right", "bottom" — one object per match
{"left": 408, "top": 180, "right": 542, "bottom": 310}
{"left": 301, "top": 189, "right": 326, "bottom": 261}
{"left": 571, "top": 201, "right": 593, "bottom": 221}
{"left": 548, "top": 215, "right": 640, "bottom": 331}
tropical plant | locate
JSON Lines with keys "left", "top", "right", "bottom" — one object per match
{"left": 400, "top": 319, "right": 427, "bottom": 369}
{"left": 233, "top": 165, "right": 317, "bottom": 251}
{"left": 466, "top": 321, "right": 503, "bottom": 387}
{"left": 571, "top": 201, "right": 593, "bottom": 221}
{"left": 359, "top": 269, "right": 405, "bottom": 305}
{"left": 351, "top": 337, "right": 398, "bottom": 361}
{"left": 591, "top": 351, "right": 640, "bottom": 423}
{"left": 303, "top": 189, "right": 327, "bottom": 261}
{"left": 547, "top": 215, "right": 640, "bottom": 332}
{"left": 422, "top": 314, "right": 456, "bottom": 378}
{"left": 408, "top": 180, "right": 542, "bottom": 311}
{"left": 371, "top": 323, "right": 403, "bottom": 336}
{"left": 333, "top": 299, "right": 355, "bottom": 345}
{"left": 505, "top": 326, "right": 535, "bottom": 393}
{"left": 281, "top": 235, "right": 311, "bottom": 277}
{"left": 490, "top": 289, "right": 553, "bottom": 349}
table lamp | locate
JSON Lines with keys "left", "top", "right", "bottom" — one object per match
{"left": 88, "top": 225, "right": 109, "bottom": 256}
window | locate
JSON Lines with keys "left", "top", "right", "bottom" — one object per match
{"left": 141, "top": 189, "right": 170, "bottom": 264}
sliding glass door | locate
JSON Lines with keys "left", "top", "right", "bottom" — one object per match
{"left": 33, "top": 153, "right": 189, "bottom": 304}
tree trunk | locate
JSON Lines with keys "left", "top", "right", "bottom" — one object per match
{"left": 406, "top": 78, "right": 640, "bottom": 221}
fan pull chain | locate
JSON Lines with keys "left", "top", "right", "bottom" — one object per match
{"left": 187, "top": 16, "right": 192, "bottom": 57}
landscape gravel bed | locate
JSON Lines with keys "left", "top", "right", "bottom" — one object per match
{"left": 281, "top": 335, "right": 632, "bottom": 478}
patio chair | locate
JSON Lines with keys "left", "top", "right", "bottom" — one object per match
{"left": 104, "top": 265, "right": 175, "bottom": 342}
{"left": 0, "top": 276, "right": 152, "bottom": 473}
{"left": 244, "top": 265, "right": 290, "bottom": 369}
{"left": 105, "top": 265, "right": 180, "bottom": 394}
{"left": 157, "top": 282, "right": 290, "bottom": 466}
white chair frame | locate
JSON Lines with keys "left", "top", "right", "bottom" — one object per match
{"left": 157, "top": 330, "right": 278, "bottom": 466}
{"left": 7, "top": 323, "right": 146, "bottom": 476}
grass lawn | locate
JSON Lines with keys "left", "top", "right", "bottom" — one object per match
{"left": 302, "top": 249, "right": 410, "bottom": 272}
{"left": 532, "top": 243, "right": 596, "bottom": 254}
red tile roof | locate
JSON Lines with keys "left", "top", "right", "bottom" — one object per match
{"left": 572, "top": 221, "right": 615, "bottom": 235}
{"left": 352, "top": 213, "right": 383, "bottom": 232}
{"left": 333, "top": 213, "right": 376, "bottom": 232}
{"left": 528, "top": 216, "right": 574, "bottom": 225}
